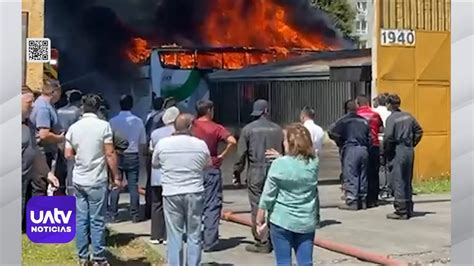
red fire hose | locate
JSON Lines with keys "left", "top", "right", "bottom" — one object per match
{"left": 221, "top": 211, "right": 407, "bottom": 266}
{"left": 138, "top": 188, "right": 406, "bottom": 265}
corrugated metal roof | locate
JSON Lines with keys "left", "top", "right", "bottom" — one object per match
{"left": 208, "top": 49, "right": 372, "bottom": 82}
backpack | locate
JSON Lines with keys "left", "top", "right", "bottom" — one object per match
{"left": 145, "top": 111, "right": 165, "bottom": 141}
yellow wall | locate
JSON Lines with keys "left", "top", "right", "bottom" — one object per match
{"left": 373, "top": 0, "right": 451, "bottom": 181}
{"left": 22, "top": 0, "right": 45, "bottom": 91}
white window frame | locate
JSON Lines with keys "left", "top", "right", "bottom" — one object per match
{"left": 356, "top": 1, "right": 368, "bottom": 15}
{"left": 356, "top": 19, "right": 368, "bottom": 34}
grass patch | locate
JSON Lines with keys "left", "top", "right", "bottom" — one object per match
{"left": 413, "top": 177, "right": 451, "bottom": 194}
{"left": 22, "top": 230, "right": 164, "bottom": 265}
{"left": 22, "top": 235, "right": 76, "bottom": 266}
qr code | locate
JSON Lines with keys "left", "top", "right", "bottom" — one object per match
{"left": 26, "top": 38, "right": 51, "bottom": 63}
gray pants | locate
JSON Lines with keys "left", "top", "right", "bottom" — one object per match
{"left": 342, "top": 146, "right": 369, "bottom": 205}
{"left": 247, "top": 166, "right": 271, "bottom": 247}
{"left": 388, "top": 145, "right": 415, "bottom": 215}
{"left": 66, "top": 159, "right": 75, "bottom": 195}
{"left": 164, "top": 192, "right": 205, "bottom": 266}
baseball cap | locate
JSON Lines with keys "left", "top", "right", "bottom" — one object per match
{"left": 162, "top": 106, "right": 180, "bottom": 125}
{"left": 66, "top": 89, "right": 83, "bottom": 102}
{"left": 250, "top": 99, "right": 269, "bottom": 117}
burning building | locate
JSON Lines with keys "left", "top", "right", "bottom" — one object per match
{"left": 46, "top": 0, "right": 351, "bottom": 118}
{"left": 45, "top": 0, "right": 359, "bottom": 182}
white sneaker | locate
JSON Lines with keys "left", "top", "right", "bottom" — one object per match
{"left": 149, "top": 239, "right": 160, "bottom": 245}
{"left": 161, "top": 240, "right": 167, "bottom": 245}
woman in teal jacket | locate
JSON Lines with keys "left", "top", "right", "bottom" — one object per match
{"left": 257, "top": 123, "right": 319, "bottom": 266}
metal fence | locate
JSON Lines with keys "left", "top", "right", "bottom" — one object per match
{"left": 210, "top": 79, "right": 370, "bottom": 129}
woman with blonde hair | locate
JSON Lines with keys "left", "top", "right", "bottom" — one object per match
{"left": 257, "top": 123, "right": 319, "bottom": 266}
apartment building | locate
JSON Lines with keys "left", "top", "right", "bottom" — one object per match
{"left": 351, "top": 0, "right": 374, "bottom": 48}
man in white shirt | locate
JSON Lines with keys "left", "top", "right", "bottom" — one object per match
{"left": 373, "top": 93, "right": 391, "bottom": 127}
{"left": 109, "top": 94, "right": 147, "bottom": 223}
{"left": 300, "top": 106, "right": 324, "bottom": 228}
{"left": 373, "top": 93, "right": 393, "bottom": 199}
{"left": 148, "top": 106, "right": 180, "bottom": 245}
{"left": 300, "top": 106, "right": 325, "bottom": 155}
{"left": 152, "top": 114, "right": 210, "bottom": 266}
{"left": 65, "top": 94, "right": 122, "bottom": 266}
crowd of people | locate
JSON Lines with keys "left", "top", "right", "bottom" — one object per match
{"left": 21, "top": 78, "right": 423, "bottom": 266}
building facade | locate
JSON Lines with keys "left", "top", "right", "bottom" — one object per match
{"left": 372, "top": 0, "right": 451, "bottom": 181}
{"left": 351, "top": 0, "right": 375, "bottom": 48}
{"left": 22, "top": 0, "right": 45, "bottom": 91}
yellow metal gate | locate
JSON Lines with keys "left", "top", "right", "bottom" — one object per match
{"left": 372, "top": 0, "right": 451, "bottom": 181}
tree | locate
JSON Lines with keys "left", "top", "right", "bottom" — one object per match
{"left": 311, "top": 0, "right": 356, "bottom": 38}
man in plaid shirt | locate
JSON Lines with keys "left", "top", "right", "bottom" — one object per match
{"left": 356, "top": 95, "right": 384, "bottom": 208}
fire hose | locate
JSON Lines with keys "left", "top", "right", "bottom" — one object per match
{"left": 137, "top": 188, "right": 406, "bottom": 265}
{"left": 220, "top": 211, "right": 407, "bottom": 266}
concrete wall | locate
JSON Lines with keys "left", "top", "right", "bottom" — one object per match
{"left": 22, "top": 0, "right": 45, "bottom": 91}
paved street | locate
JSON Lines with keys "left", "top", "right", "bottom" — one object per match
{"left": 108, "top": 185, "right": 451, "bottom": 265}
{"left": 137, "top": 136, "right": 342, "bottom": 189}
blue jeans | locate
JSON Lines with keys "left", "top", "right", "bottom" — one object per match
{"left": 109, "top": 153, "right": 140, "bottom": 219}
{"left": 270, "top": 223, "right": 315, "bottom": 266}
{"left": 75, "top": 183, "right": 108, "bottom": 262}
{"left": 202, "top": 168, "right": 223, "bottom": 249}
{"left": 164, "top": 192, "right": 205, "bottom": 266}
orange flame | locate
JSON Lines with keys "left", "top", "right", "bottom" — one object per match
{"left": 202, "top": 0, "right": 330, "bottom": 51}
{"left": 126, "top": 38, "right": 152, "bottom": 64}
{"left": 127, "top": 0, "right": 337, "bottom": 69}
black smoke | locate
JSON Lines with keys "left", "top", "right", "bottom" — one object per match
{"left": 45, "top": 0, "right": 156, "bottom": 111}
{"left": 45, "top": 0, "right": 352, "bottom": 105}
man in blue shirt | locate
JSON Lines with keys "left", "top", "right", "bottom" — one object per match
{"left": 29, "top": 79, "right": 64, "bottom": 196}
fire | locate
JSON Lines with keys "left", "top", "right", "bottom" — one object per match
{"left": 158, "top": 48, "right": 295, "bottom": 70}
{"left": 202, "top": 0, "right": 330, "bottom": 51}
{"left": 126, "top": 38, "right": 152, "bottom": 64}
{"left": 126, "top": 0, "right": 338, "bottom": 69}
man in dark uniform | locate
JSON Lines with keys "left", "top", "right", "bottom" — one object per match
{"left": 383, "top": 94, "right": 423, "bottom": 220}
{"left": 57, "top": 89, "right": 83, "bottom": 195}
{"left": 328, "top": 100, "right": 371, "bottom": 210}
{"left": 58, "top": 89, "right": 83, "bottom": 131}
{"left": 337, "top": 99, "right": 355, "bottom": 198}
{"left": 234, "top": 99, "right": 284, "bottom": 254}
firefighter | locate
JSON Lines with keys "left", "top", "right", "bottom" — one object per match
{"left": 57, "top": 89, "right": 83, "bottom": 195}
{"left": 233, "top": 99, "right": 284, "bottom": 254}
{"left": 383, "top": 94, "right": 423, "bottom": 220}
{"left": 334, "top": 99, "right": 354, "bottom": 200}
{"left": 328, "top": 100, "right": 371, "bottom": 210}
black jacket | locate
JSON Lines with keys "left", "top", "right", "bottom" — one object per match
{"left": 383, "top": 109, "right": 423, "bottom": 154}
{"left": 328, "top": 112, "right": 371, "bottom": 148}
{"left": 234, "top": 116, "right": 284, "bottom": 176}
{"left": 145, "top": 110, "right": 165, "bottom": 142}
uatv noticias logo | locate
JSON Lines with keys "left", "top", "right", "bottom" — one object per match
{"left": 26, "top": 196, "right": 76, "bottom": 244}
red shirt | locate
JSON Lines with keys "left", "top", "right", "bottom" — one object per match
{"left": 356, "top": 106, "right": 383, "bottom": 146}
{"left": 192, "top": 119, "right": 231, "bottom": 168}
